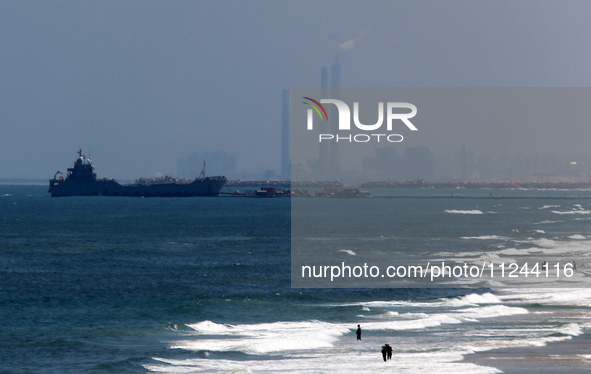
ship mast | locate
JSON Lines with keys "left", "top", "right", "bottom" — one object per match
{"left": 199, "top": 161, "right": 206, "bottom": 179}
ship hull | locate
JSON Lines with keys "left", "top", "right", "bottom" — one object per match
{"left": 49, "top": 177, "right": 227, "bottom": 197}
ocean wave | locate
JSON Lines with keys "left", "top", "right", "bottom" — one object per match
{"left": 184, "top": 314, "right": 467, "bottom": 357}
{"left": 357, "top": 314, "right": 463, "bottom": 331}
{"left": 182, "top": 320, "right": 349, "bottom": 354}
{"left": 355, "top": 296, "right": 525, "bottom": 322}
{"left": 499, "top": 289, "right": 591, "bottom": 307}
{"left": 154, "top": 294, "right": 585, "bottom": 374}
{"left": 375, "top": 310, "right": 399, "bottom": 318}
{"left": 460, "top": 235, "right": 508, "bottom": 240}
{"left": 455, "top": 293, "right": 501, "bottom": 305}
{"left": 336, "top": 292, "right": 502, "bottom": 310}
{"left": 499, "top": 247, "right": 529, "bottom": 255}
{"left": 188, "top": 320, "right": 233, "bottom": 333}
{"left": 454, "top": 305, "right": 529, "bottom": 320}
{"left": 552, "top": 210, "right": 591, "bottom": 215}
{"left": 148, "top": 351, "right": 503, "bottom": 374}
{"left": 531, "top": 238, "right": 559, "bottom": 248}
{"left": 533, "top": 220, "right": 562, "bottom": 225}
{"left": 556, "top": 323, "right": 583, "bottom": 336}
{"left": 474, "top": 253, "right": 518, "bottom": 266}
{"left": 552, "top": 205, "right": 590, "bottom": 215}
{"left": 458, "top": 334, "right": 575, "bottom": 356}
{"left": 445, "top": 209, "right": 483, "bottom": 215}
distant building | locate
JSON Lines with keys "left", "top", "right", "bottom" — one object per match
{"left": 404, "top": 146, "right": 434, "bottom": 181}
{"left": 362, "top": 147, "right": 403, "bottom": 181}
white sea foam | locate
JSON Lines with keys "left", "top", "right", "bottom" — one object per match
{"left": 456, "top": 293, "right": 501, "bottom": 305}
{"left": 389, "top": 314, "right": 463, "bottom": 330}
{"left": 153, "top": 319, "right": 509, "bottom": 373}
{"left": 149, "top": 288, "right": 590, "bottom": 374}
{"left": 499, "top": 247, "right": 528, "bottom": 255}
{"left": 351, "top": 313, "right": 465, "bottom": 331}
{"left": 375, "top": 310, "right": 398, "bottom": 318}
{"left": 454, "top": 305, "right": 529, "bottom": 320}
{"left": 335, "top": 292, "right": 502, "bottom": 310}
{"left": 458, "top": 334, "right": 575, "bottom": 355}
{"left": 556, "top": 323, "right": 583, "bottom": 336}
{"left": 188, "top": 320, "right": 232, "bottom": 333}
{"left": 445, "top": 209, "right": 483, "bottom": 215}
{"left": 533, "top": 220, "right": 562, "bottom": 225}
{"left": 474, "top": 253, "right": 518, "bottom": 266}
{"left": 539, "top": 205, "right": 560, "bottom": 209}
{"left": 532, "top": 238, "right": 559, "bottom": 247}
{"left": 147, "top": 353, "right": 503, "bottom": 374}
{"left": 508, "top": 237, "right": 591, "bottom": 260}
{"left": 499, "top": 288, "right": 591, "bottom": 307}
{"left": 552, "top": 208, "right": 590, "bottom": 215}
{"left": 460, "top": 235, "right": 508, "bottom": 240}
{"left": 553, "top": 210, "right": 591, "bottom": 215}
{"left": 337, "top": 249, "right": 357, "bottom": 256}
{"left": 182, "top": 320, "right": 349, "bottom": 354}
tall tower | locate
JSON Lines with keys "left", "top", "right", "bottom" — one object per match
{"left": 327, "top": 62, "right": 342, "bottom": 180}
{"left": 281, "top": 89, "right": 290, "bottom": 180}
{"left": 461, "top": 143, "right": 466, "bottom": 181}
{"left": 317, "top": 67, "right": 330, "bottom": 179}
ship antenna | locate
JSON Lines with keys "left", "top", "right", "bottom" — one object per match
{"left": 199, "top": 160, "right": 206, "bottom": 179}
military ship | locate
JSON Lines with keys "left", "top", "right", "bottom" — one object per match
{"left": 49, "top": 150, "right": 227, "bottom": 197}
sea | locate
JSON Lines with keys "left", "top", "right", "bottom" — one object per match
{"left": 2, "top": 184, "right": 591, "bottom": 373}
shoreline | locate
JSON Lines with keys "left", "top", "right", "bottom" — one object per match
{"left": 5, "top": 178, "right": 591, "bottom": 190}
{"left": 462, "top": 334, "right": 591, "bottom": 373}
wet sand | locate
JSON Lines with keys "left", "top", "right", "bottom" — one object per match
{"left": 464, "top": 335, "right": 591, "bottom": 373}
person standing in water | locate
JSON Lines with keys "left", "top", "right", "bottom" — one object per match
{"left": 381, "top": 343, "right": 393, "bottom": 362}
{"left": 381, "top": 344, "right": 388, "bottom": 361}
{"left": 356, "top": 324, "right": 362, "bottom": 340}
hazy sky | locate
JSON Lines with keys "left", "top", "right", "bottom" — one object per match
{"left": 2, "top": 1, "right": 591, "bottom": 179}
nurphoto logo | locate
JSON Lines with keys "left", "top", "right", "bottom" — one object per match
{"left": 303, "top": 97, "right": 418, "bottom": 143}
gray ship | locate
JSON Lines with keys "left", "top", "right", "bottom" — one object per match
{"left": 49, "top": 150, "right": 227, "bottom": 197}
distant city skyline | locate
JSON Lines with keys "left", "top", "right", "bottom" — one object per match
{"left": 3, "top": 2, "right": 591, "bottom": 180}
{"left": 290, "top": 86, "right": 591, "bottom": 185}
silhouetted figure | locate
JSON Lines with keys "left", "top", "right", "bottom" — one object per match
{"left": 356, "top": 324, "right": 362, "bottom": 340}
{"left": 573, "top": 261, "right": 577, "bottom": 271}
{"left": 386, "top": 343, "right": 393, "bottom": 360}
{"left": 381, "top": 344, "right": 388, "bottom": 362}
{"left": 542, "top": 261, "right": 547, "bottom": 270}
